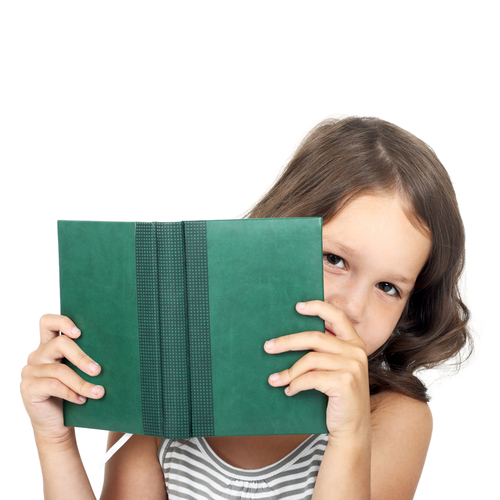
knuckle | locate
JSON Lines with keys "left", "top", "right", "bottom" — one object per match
{"left": 20, "top": 375, "right": 36, "bottom": 394}
{"left": 353, "top": 345, "right": 368, "bottom": 363}
{"left": 311, "top": 331, "right": 324, "bottom": 343}
{"left": 74, "top": 349, "right": 88, "bottom": 367}
{"left": 337, "top": 307, "right": 349, "bottom": 320}
{"left": 350, "top": 358, "right": 365, "bottom": 378}
{"left": 63, "top": 385, "right": 74, "bottom": 401}
{"left": 275, "top": 335, "right": 291, "bottom": 351}
{"left": 308, "top": 370, "right": 325, "bottom": 388}
{"left": 339, "top": 370, "right": 356, "bottom": 388}
{"left": 52, "top": 363, "right": 68, "bottom": 378}
{"left": 357, "top": 336, "right": 367, "bottom": 351}
{"left": 303, "top": 351, "right": 319, "bottom": 367}
{"left": 308, "top": 300, "right": 321, "bottom": 310}
{"left": 52, "top": 334, "right": 64, "bottom": 347}
{"left": 303, "top": 351, "right": 315, "bottom": 362}
{"left": 47, "top": 377, "right": 61, "bottom": 393}
{"left": 27, "top": 350, "right": 37, "bottom": 365}
{"left": 283, "top": 367, "right": 293, "bottom": 380}
{"left": 78, "top": 378, "right": 90, "bottom": 395}
{"left": 60, "top": 315, "right": 75, "bottom": 331}
{"left": 20, "top": 378, "right": 28, "bottom": 395}
{"left": 39, "top": 314, "right": 50, "bottom": 329}
{"left": 40, "top": 314, "right": 75, "bottom": 335}
{"left": 21, "top": 364, "right": 31, "bottom": 381}
{"left": 54, "top": 333, "right": 70, "bottom": 349}
{"left": 20, "top": 378, "right": 34, "bottom": 400}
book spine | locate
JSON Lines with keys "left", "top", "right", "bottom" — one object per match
{"left": 156, "top": 223, "right": 191, "bottom": 438}
{"left": 136, "top": 222, "right": 191, "bottom": 439}
{"left": 184, "top": 221, "right": 214, "bottom": 437}
{"left": 135, "top": 222, "right": 163, "bottom": 437}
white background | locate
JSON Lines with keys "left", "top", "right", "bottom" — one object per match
{"left": 1, "top": 1, "right": 498, "bottom": 498}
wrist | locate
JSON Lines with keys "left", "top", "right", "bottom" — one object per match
{"left": 34, "top": 425, "right": 77, "bottom": 452}
{"left": 327, "top": 425, "right": 372, "bottom": 451}
{"left": 314, "top": 427, "right": 371, "bottom": 500}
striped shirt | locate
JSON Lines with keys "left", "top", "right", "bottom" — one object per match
{"left": 158, "top": 434, "right": 328, "bottom": 499}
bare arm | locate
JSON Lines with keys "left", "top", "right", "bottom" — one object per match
{"left": 314, "top": 430, "right": 371, "bottom": 500}
{"left": 35, "top": 429, "right": 96, "bottom": 500}
{"left": 312, "top": 393, "right": 432, "bottom": 500}
{"left": 266, "top": 301, "right": 433, "bottom": 500}
{"left": 21, "top": 314, "right": 105, "bottom": 500}
{"left": 101, "top": 433, "right": 166, "bottom": 500}
{"left": 22, "top": 315, "right": 167, "bottom": 500}
{"left": 370, "top": 392, "right": 433, "bottom": 499}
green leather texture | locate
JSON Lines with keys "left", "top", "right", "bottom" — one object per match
{"left": 207, "top": 218, "right": 327, "bottom": 436}
{"left": 59, "top": 221, "right": 144, "bottom": 435}
{"left": 59, "top": 218, "right": 327, "bottom": 438}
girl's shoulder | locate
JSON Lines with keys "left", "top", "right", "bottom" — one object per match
{"left": 371, "top": 390, "right": 433, "bottom": 431}
{"left": 369, "top": 391, "right": 432, "bottom": 494}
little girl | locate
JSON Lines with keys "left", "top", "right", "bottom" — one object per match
{"left": 21, "top": 116, "right": 471, "bottom": 499}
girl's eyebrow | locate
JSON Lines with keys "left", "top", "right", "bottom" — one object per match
{"left": 323, "top": 241, "right": 357, "bottom": 257}
{"left": 324, "top": 240, "right": 415, "bottom": 288}
{"left": 387, "top": 274, "right": 414, "bottom": 288}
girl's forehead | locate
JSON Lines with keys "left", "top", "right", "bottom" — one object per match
{"left": 324, "top": 193, "right": 417, "bottom": 233}
{"left": 322, "top": 193, "right": 432, "bottom": 280}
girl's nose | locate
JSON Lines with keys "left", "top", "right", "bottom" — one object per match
{"left": 325, "top": 282, "right": 369, "bottom": 324}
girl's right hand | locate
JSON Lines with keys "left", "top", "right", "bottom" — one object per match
{"left": 20, "top": 314, "right": 105, "bottom": 442}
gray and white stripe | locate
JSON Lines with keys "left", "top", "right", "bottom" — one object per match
{"left": 158, "top": 434, "right": 328, "bottom": 499}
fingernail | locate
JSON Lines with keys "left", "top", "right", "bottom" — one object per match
{"left": 265, "top": 339, "right": 275, "bottom": 349}
{"left": 285, "top": 386, "right": 291, "bottom": 395}
{"left": 269, "top": 373, "right": 280, "bottom": 383}
{"left": 71, "top": 326, "right": 81, "bottom": 336}
{"left": 89, "top": 362, "right": 100, "bottom": 374}
{"left": 78, "top": 396, "right": 86, "bottom": 403}
{"left": 91, "top": 385, "right": 103, "bottom": 396}
{"left": 296, "top": 302, "right": 306, "bottom": 310}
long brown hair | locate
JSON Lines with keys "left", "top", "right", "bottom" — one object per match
{"left": 247, "top": 116, "right": 472, "bottom": 402}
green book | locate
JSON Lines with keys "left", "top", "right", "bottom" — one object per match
{"left": 58, "top": 218, "right": 327, "bottom": 439}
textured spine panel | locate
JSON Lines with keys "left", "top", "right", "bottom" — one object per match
{"left": 184, "top": 221, "right": 214, "bottom": 437}
{"left": 136, "top": 221, "right": 213, "bottom": 438}
{"left": 156, "top": 223, "right": 191, "bottom": 439}
{"left": 135, "top": 222, "right": 163, "bottom": 437}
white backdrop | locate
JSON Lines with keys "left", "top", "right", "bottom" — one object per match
{"left": 1, "top": 2, "right": 498, "bottom": 498}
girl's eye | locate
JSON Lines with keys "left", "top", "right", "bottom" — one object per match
{"left": 377, "top": 282, "right": 400, "bottom": 297}
{"left": 324, "top": 254, "right": 346, "bottom": 269}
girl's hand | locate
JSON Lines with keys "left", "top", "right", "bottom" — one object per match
{"left": 264, "top": 300, "right": 371, "bottom": 440}
{"left": 20, "top": 314, "right": 105, "bottom": 441}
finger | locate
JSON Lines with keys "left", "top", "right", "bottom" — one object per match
{"left": 264, "top": 330, "right": 342, "bottom": 355}
{"left": 284, "top": 368, "right": 369, "bottom": 398}
{"left": 24, "top": 371, "right": 98, "bottom": 406}
{"left": 295, "top": 301, "right": 362, "bottom": 343}
{"left": 268, "top": 352, "right": 343, "bottom": 387}
{"left": 39, "top": 314, "right": 81, "bottom": 345}
{"left": 37, "top": 335, "right": 101, "bottom": 378}
{"left": 30, "top": 363, "right": 105, "bottom": 399}
{"left": 284, "top": 370, "right": 341, "bottom": 397}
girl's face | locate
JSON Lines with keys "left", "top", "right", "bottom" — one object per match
{"left": 322, "top": 193, "right": 432, "bottom": 355}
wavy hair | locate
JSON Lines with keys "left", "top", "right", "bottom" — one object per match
{"left": 247, "top": 116, "right": 472, "bottom": 402}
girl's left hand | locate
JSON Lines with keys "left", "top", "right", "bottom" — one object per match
{"left": 264, "top": 300, "right": 371, "bottom": 440}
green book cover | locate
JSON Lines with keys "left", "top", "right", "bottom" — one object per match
{"left": 58, "top": 218, "right": 327, "bottom": 439}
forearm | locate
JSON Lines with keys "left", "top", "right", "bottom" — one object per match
{"left": 312, "top": 430, "right": 371, "bottom": 500}
{"left": 35, "top": 428, "right": 96, "bottom": 500}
